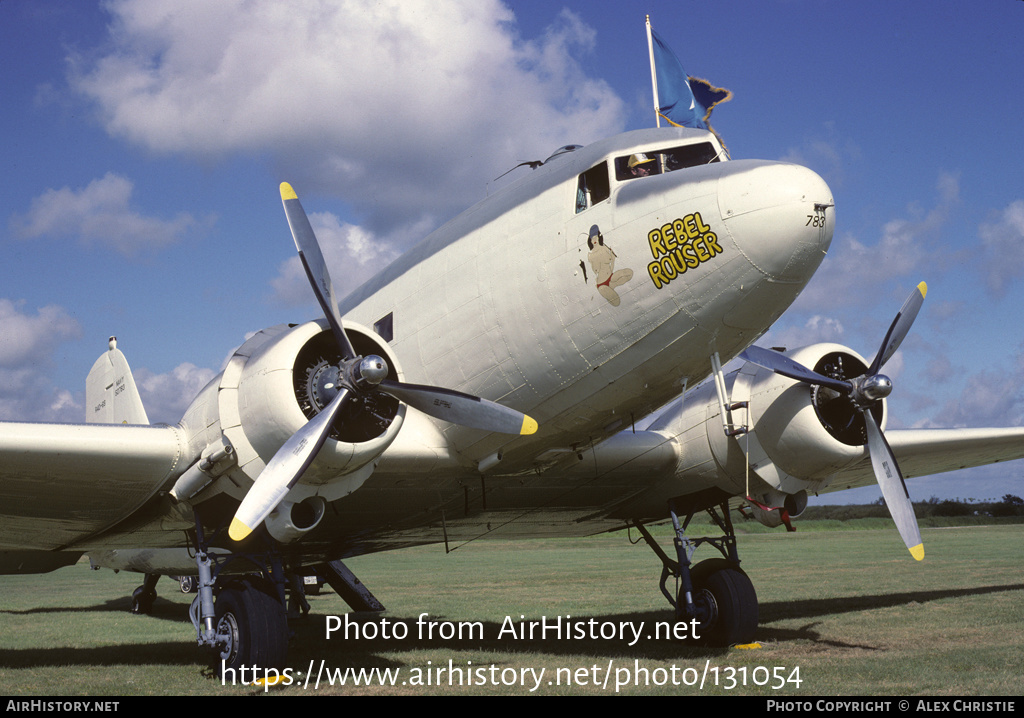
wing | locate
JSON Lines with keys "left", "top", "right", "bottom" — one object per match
{"left": 0, "top": 421, "right": 184, "bottom": 552}
{"left": 822, "top": 427, "right": 1024, "bottom": 493}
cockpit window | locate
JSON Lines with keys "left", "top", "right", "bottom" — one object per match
{"left": 575, "top": 161, "right": 610, "bottom": 213}
{"left": 616, "top": 153, "right": 661, "bottom": 181}
{"left": 615, "top": 142, "right": 720, "bottom": 181}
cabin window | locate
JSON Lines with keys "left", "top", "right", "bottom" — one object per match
{"left": 575, "top": 162, "right": 610, "bottom": 213}
{"left": 374, "top": 312, "right": 394, "bottom": 343}
{"left": 615, "top": 142, "right": 720, "bottom": 181}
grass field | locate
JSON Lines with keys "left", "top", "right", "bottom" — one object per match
{"left": 2, "top": 521, "right": 1022, "bottom": 696}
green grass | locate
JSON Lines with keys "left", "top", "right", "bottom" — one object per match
{"left": 1, "top": 522, "right": 1022, "bottom": 695}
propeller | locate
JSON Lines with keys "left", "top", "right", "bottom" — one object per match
{"left": 228, "top": 184, "right": 538, "bottom": 542}
{"left": 739, "top": 282, "right": 928, "bottom": 561}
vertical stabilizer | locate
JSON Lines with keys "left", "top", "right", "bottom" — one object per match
{"left": 85, "top": 337, "right": 150, "bottom": 425}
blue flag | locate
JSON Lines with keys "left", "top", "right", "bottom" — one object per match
{"left": 650, "top": 29, "right": 731, "bottom": 131}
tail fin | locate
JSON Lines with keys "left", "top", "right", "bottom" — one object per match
{"left": 86, "top": 336, "right": 149, "bottom": 425}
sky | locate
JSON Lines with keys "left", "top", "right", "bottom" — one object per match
{"left": 1, "top": 0, "right": 1023, "bottom": 505}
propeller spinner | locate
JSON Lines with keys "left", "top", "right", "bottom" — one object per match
{"left": 740, "top": 282, "right": 928, "bottom": 561}
{"left": 228, "top": 184, "right": 538, "bottom": 542}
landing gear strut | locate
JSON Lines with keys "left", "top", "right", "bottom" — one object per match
{"left": 633, "top": 489, "right": 758, "bottom": 646}
{"left": 187, "top": 514, "right": 290, "bottom": 675}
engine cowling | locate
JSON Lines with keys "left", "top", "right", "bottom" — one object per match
{"left": 650, "top": 343, "right": 877, "bottom": 509}
{"left": 209, "top": 319, "right": 406, "bottom": 521}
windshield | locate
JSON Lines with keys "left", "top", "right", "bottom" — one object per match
{"left": 615, "top": 142, "right": 720, "bottom": 181}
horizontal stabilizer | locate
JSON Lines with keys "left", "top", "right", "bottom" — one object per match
{"left": 86, "top": 337, "right": 149, "bottom": 425}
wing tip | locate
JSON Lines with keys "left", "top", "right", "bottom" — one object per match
{"left": 280, "top": 182, "right": 298, "bottom": 201}
{"left": 917, "top": 281, "right": 928, "bottom": 298}
{"left": 909, "top": 543, "right": 925, "bottom": 561}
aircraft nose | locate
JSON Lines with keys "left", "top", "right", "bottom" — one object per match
{"left": 717, "top": 162, "right": 834, "bottom": 284}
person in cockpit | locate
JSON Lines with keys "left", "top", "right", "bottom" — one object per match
{"left": 627, "top": 153, "right": 657, "bottom": 178}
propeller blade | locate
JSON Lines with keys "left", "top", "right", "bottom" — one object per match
{"left": 740, "top": 345, "right": 852, "bottom": 393}
{"left": 229, "top": 388, "right": 350, "bottom": 542}
{"left": 861, "top": 408, "right": 924, "bottom": 561}
{"left": 379, "top": 379, "right": 538, "bottom": 435}
{"left": 868, "top": 281, "right": 927, "bottom": 376}
{"left": 280, "top": 182, "right": 357, "bottom": 360}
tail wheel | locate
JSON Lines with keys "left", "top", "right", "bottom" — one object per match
{"left": 215, "top": 577, "right": 288, "bottom": 675}
{"left": 686, "top": 559, "right": 758, "bottom": 646}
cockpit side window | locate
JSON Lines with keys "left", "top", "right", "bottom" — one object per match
{"left": 575, "top": 161, "right": 610, "bottom": 213}
{"left": 615, "top": 142, "right": 720, "bottom": 181}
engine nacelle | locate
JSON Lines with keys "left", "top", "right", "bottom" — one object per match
{"left": 205, "top": 319, "right": 407, "bottom": 516}
{"left": 651, "top": 343, "right": 876, "bottom": 506}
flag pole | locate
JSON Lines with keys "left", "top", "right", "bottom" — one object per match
{"left": 646, "top": 15, "right": 660, "bottom": 128}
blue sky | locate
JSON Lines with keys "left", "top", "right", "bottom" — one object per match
{"left": 2, "top": 0, "right": 1023, "bottom": 504}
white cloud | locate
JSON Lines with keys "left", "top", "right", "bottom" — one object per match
{"left": 979, "top": 199, "right": 1024, "bottom": 297}
{"left": 134, "top": 362, "right": 218, "bottom": 425}
{"left": 790, "top": 171, "right": 959, "bottom": 313}
{"left": 911, "top": 347, "right": 1024, "bottom": 430}
{"left": 270, "top": 212, "right": 403, "bottom": 307}
{"left": 69, "top": 1, "right": 626, "bottom": 236}
{"left": 0, "top": 299, "right": 83, "bottom": 422}
{"left": 779, "top": 123, "right": 861, "bottom": 189}
{"left": 0, "top": 367, "right": 82, "bottom": 423}
{"left": 925, "top": 368, "right": 1024, "bottom": 429}
{"left": 0, "top": 299, "right": 82, "bottom": 368}
{"left": 762, "top": 314, "right": 845, "bottom": 351}
{"left": 11, "top": 172, "right": 198, "bottom": 255}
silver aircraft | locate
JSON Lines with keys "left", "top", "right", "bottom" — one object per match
{"left": 4, "top": 126, "right": 1023, "bottom": 669}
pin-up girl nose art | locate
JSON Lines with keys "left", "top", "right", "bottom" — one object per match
{"left": 586, "top": 224, "right": 633, "bottom": 306}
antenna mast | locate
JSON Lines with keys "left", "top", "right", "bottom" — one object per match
{"left": 646, "top": 15, "right": 661, "bottom": 128}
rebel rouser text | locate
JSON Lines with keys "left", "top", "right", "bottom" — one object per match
{"left": 647, "top": 211, "right": 724, "bottom": 290}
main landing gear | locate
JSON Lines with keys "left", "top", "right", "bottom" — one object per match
{"left": 186, "top": 518, "right": 291, "bottom": 674}
{"left": 167, "top": 511, "right": 386, "bottom": 676}
{"left": 633, "top": 489, "right": 758, "bottom": 646}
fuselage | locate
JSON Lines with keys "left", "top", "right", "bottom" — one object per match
{"left": 342, "top": 127, "right": 834, "bottom": 476}
{"left": 68, "top": 127, "right": 837, "bottom": 567}
{"left": 247, "top": 126, "right": 834, "bottom": 557}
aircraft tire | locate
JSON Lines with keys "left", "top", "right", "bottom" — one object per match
{"left": 130, "top": 585, "right": 156, "bottom": 615}
{"left": 686, "top": 559, "right": 758, "bottom": 646}
{"left": 214, "top": 576, "right": 288, "bottom": 676}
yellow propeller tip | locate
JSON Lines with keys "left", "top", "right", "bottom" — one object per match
{"left": 280, "top": 182, "right": 297, "bottom": 201}
{"left": 917, "top": 281, "right": 927, "bottom": 298}
{"left": 228, "top": 517, "right": 253, "bottom": 542}
{"left": 521, "top": 415, "right": 539, "bottom": 435}
{"left": 909, "top": 544, "right": 925, "bottom": 561}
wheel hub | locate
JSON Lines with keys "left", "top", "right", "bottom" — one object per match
{"left": 692, "top": 587, "right": 719, "bottom": 630}
{"left": 216, "top": 612, "right": 240, "bottom": 664}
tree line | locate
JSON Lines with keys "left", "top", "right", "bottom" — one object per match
{"left": 801, "top": 494, "right": 1024, "bottom": 521}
